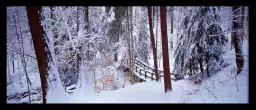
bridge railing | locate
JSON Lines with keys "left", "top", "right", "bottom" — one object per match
{"left": 130, "top": 58, "right": 177, "bottom": 81}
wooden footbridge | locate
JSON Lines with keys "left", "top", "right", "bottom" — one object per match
{"left": 123, "top": 58, "right": 182, "bottom": 82}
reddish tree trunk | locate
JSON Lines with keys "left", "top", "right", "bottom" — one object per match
{"left": 26, "top": 6, "right": 48, "bottom": 104}
{"left": 240, "top": 6, "right": 245, "bottom": 42}
{"left": 232, "top": 6, "right": 244, "bottom": 74}
{"left": 148, "top": 6, "right": 159, "bottom": 81}
{"left": 160, "top": 6, "right": 172, "bottom": 92}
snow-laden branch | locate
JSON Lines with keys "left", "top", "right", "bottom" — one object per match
{"left": 8, "top": 24, "right": 20, "bottom": 27}
{"left": 44, "top": 18, "right": 56, "bottom": 23}
{"left": 59, "top": 7, "right": 76, "bottom": 51}
{"left": 7, "top": 10, "right": 29, "bottom": 22}
{"left": 7, "top": 47, "right": 37, "bottom": 60}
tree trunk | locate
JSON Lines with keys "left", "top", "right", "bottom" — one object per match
{"left": 127, "top": 7, "right": 132, "bottom": 85}
{"left": 189, "top": 59, "right": 192, "bottom": 75}
{"left": 156, "top": 6, "right": 159, "bottom": 65}
{"left": 26, "top": 6, "right": 49, "bottom": 104}
{"left": 232, "top": 6, "right": 244, "bottom": 75}
{"left": 76, "top": 7, "right": 80, "bottom": 82}
{"left": 77, "top": 6, "right": 79, "bottom": 33}
{"left": 114, "top": 53, "right": 118, "bottom": 61}
{"left": 7, "top": 56, "right": 10, "bottom": 80}
{"left": 85, "top": 6, "right": 90, "bottom": 61}
{"left": 170, "top": 7, "right": 174, "bottom": 34}
{"left": 12, "top": 10, "right": 19, "bottom": 76}
{"left": 148, "top": 6, "right": 159, "bottom": 81}
{"left": 240, "top": 6, "right": 245, "bottom": 42}
{"left": 206, "top": 63, "right": 210, "bottom": 77}
{"left": 76, "top": 51, "right": 80, "bottom": 86}
{"left": 199, "top": 57, "right": 203, "bottom": 76}
{"left": 13, "top": 59, "right": 15, "bottom": 74}
{"left": 130, "top": 7, "right": 134, "bottom": 84}
{"left": 153, "top": 6, "right": 154, "bottom": 28}
{"left": 85, "top": 6, "right": 89, "bottom": 34}
{"left": 21, "top": 41, "right": 31, "bottom": 104}
{"left": 160, "top": 6, "right": 172, "bottom": 92}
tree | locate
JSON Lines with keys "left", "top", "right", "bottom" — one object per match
{"left": 26, "top": 6, "right": 48, "bottom": 103}
{"left": 148, "top": 6, "right": 159, "bottom": 81}
{"left": 240, "top": 7, "right": 245, "bottom": 42}
{"left": 232, "top": 6, "right": 244, "bottom": 74}
{"left": 126, "top": 7, "right": 133, "bottom": 84}
{"left": 155, "top": 6, "right": 159, "bottom": 65}
{"left": 27, "top": 6, "right": 64, "bottom": 103}
{"left": 77, "top": 6, "right": 79, "bottom": 33}
{"left": 129, "top": 7, "right": 134, "bottom": 84}
{"left": 85, "top": 6, "right": 89, "bottom": 34}
{"left": 160, "top": 6, "right": 172, "bottom": 92}
{"left": 174, "top": 7, "right": 228, "bottom": 78}
{"left": 170, "top": 7, "right": 174, "bottom": 34}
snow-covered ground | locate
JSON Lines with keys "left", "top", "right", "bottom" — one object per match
{"left": 50, "top": 38, "right": 248, "bottom": 103}
{"left": 56, "top": 62, "right": 248, "bottom": 103}
{"left": 44, "top": 46, "right": 248, "bottom": 103}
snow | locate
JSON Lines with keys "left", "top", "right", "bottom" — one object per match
{"left": 59, "top": 62, "right": 248, "bottom": 103}
{"left": 43, "top": 53, "right": 248, "bottom": 103}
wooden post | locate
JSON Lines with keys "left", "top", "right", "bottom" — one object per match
{"left": 140, "top": 69, "right": 142, "bottom": 76}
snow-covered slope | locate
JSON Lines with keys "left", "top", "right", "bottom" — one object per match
{"left": 59, "top": 60, "right": 247, "bottom": 103}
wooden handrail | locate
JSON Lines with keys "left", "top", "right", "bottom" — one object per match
{"left": 132, "top": 59, "right": 175, "bottom": 75}
{"left": 124, "top": 58, "right": 178, "bottom": 82}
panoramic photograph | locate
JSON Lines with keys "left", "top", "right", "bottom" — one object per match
{"left": 6, "top": 6, "right": 248, "bottom": 103}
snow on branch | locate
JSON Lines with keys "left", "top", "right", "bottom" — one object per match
{"left": 7, "top": 47, "right": 37, "bottom": 60}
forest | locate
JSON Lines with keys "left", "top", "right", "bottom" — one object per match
{"left": 6, "top": 6, "right": 248, "bottom": 103}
